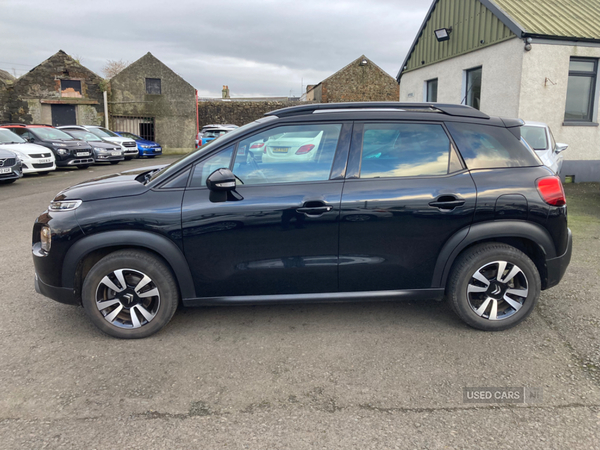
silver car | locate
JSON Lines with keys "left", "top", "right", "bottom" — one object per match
{"left": 521, "top": 121, "right": 568, "bottom": 174}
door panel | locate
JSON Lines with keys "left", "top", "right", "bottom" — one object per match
{"left": 182, "top": 182, "right": 343, "bottom": 297}
{"left": 51, "top": 104, "right": 76, "bottom": 127}
{"left": 339, "top": 173, "right": 476, "bottom": 291}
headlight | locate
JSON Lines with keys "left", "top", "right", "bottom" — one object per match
{"left": 140, "top": 145, "right": 150, "bottom": 148}
{"left": 57, "top": 149, "right": 68, "bottom": 155}
{"left": 49, "top": 200, "right": 83, "bottom": 211}
{"left": 93, "top": 147, "right": 107, "bottom": 152}
{"left": 52, "top": 142, "right": 67, "bottom": 147}
{"left": 40, "top": 226, "right": 51, "bottom": 253}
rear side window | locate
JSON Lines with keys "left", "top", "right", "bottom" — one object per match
{"left": 359, "top": 123, "right": 456, "bottom": 178}
{"left": 521, "top": 126, "right": 547, "bottom": 151}
{"left": 447, "top": 122, "right": 541, "bottom": 169}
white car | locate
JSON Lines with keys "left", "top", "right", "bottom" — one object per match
{"left": 521, "top": 121, "right": 568, "bottom": 174}
{"left": 262, "top": 130, "right": 324, "bottom": 163}
{"left": 0, "top": 128, "right": 56, "bottom": 174}
{"left": 58, "top": 125, "right": 138, "bottom": 160}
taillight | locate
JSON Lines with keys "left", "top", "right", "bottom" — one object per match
{"left": 250, "top": 143, "right": 264, "bottom": 149}
{"left": 537, "top": 176, "right": 566, "bottom": 206}
{"left": 295, "top": 144, "right": 315, "bottom": 155}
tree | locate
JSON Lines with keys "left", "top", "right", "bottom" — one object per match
{"left": 102, "top": 59, "right": 129, "bottom": 78}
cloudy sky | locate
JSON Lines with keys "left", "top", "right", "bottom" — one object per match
{"left": 1, "top": 0, "right": 429, "bottom": 98}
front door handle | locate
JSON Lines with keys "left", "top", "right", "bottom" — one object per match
{"left": 429, "top": 196, "right": 465, "bottom": 210}
{"left": 297, "top": 201, "right": 333, "bottom": 216}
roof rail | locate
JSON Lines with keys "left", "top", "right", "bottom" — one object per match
{"left": 0, "top": 123, "right": 52, "bottom": 127}
{"left": 265, "top": 102, "right": 490, "bottom": 119}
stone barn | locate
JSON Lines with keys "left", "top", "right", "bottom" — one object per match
{"left": 109, "top": 53, "right": 196, "bottom": 153}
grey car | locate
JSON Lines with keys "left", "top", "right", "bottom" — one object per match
{"left": 0, "top": 147, "right": 23, "bottom": 184}
{"left": 60, "top": 129, "right": 124, "bottom": 164}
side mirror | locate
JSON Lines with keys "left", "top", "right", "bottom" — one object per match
{"left": 27, "top": 137, "right": 35, "bottom": 143}
{"left": 206, "top": 168, "right": 243, "bottom": 203}
{"left": 206, "top": 168, "right": 236, "bottom": 191}
{"left": 555, "top": 143, "right": 568, "bottom": 154}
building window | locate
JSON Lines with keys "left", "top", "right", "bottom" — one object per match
{"left": 146, "top": 78, "right": 161, "bottom": 95}
{"left": 426, "top": 79, "right": 438, "bottom": 102}
{"left": 564, "top": 58, "right": 597, "bottom": 122}
{"left": 60, "top": 80, "right": 82, "bottom": 98}
{"left": 464, "top": 67, "right": 482, "bottom": 110}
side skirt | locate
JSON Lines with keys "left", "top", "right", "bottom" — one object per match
{"left": 182, "top": 289, "right": 445, "bottom": 307}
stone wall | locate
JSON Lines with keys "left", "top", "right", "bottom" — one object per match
{"left": 317, "top": 55, "right": 399, "bottom": 103}
{"left": 198, "top": 100, "right": 314, "bottom": 128}
{"left": 109, "top": 53, "right": 196, "bottom": 152}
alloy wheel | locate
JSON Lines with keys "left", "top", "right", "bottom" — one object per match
{"left": 466, "top": 260, "right": 529, "bottom": 321}
{"left": 95, "top": 268, "right": 161, "bottom": 329}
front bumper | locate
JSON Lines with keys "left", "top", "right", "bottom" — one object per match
{"left": 545, "top": 228, "right": 573, "bottom": 289}
{"left": 93, "top": 153, "right": 125, "bottom": 163}
{"left": 140, "top": 146, "right": 162, "bottom": 156}
{"left": 121, "top": 145, "right": 139, "bottom": 157}
{"left": 34, "top": 273, "right": 79, "bottom": 305}
{"left": 22, "top": 160, "right": 56, "bottom": 173}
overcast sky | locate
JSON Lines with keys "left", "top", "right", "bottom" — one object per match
{"left": 0, "top": 0, "right": 429, "bottom": 98}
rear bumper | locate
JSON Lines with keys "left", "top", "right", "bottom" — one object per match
{"left": 34, "top": 273, "right": 79, "bottom": 305}
{"left": 545, "top": 228, "right": 572, "bottom": 289}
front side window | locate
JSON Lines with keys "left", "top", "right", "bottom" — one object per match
{"left": 564, "top": 58, "right": 597, "bottom": 122}
{"left": 146, "top": 78, "right": 161, "bottom": 95}
{"left": 231, "top": 124, "right": 342, "bottom": 185}
{"left": 464, "top": 67, "right": 482, "bottom": 110}
{"left": 359, "top": 123, "right": 455, "bottom": 178}
{"left": 426, "top": 78, "right": 438, "bottom": 102}
{"left": 190, "top": 146, "right": 234, "bottom": 187}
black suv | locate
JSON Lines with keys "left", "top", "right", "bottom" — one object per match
{"left": 32, "top": 103, "right": 572, "bottom": 338}
{"left": 0, "top": 124, "right": 94, "bottom": 168}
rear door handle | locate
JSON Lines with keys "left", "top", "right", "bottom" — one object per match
{"left": 429, "top": 196, "right": 465, "bottom": 210}
{"left": 297, "top": 206, "right": 333, "bottom": 215}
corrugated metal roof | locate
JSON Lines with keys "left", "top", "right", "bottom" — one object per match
{"left": 490, "top": 0, "right": 600, "bottom": 39}
{"left": 402, "top": 0, "right": 515, "bottom": 74}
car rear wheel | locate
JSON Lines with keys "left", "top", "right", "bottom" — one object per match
{"left": 447, "top": 243, "right": 540, "bottom": 331}
{"left": 81, "top": 250, "right": 179, "bottom": 339}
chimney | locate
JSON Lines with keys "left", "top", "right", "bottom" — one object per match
{"left": 222, "top": 85, "right": 230, "bottom": 99}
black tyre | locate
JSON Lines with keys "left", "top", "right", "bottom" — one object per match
{"left": 77, "top": 165, "right": 90, "bottom": 170}
{"left": 110, "top": 161, "right": 120, "bottom": 165}
{"left": 447, "top": 243, "right": 541, "bottom": 331}
{"left": 81, "top": 250, "right": 179, "bottom": 338}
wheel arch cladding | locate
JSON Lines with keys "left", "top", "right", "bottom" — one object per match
{"left": 432, "top": 220, "right": 556, "bottom": 289}
{"left": 62, "top": 230, "right": 196, "bottom": 299}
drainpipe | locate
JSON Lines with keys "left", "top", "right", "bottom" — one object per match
{"left": 103, "top": 91, "right": 109, "bottom": 128}
{"left": 196, "top": 89, "right": 199, "bottom": 140}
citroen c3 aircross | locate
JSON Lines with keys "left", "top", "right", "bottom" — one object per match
{"left": 32, "top": 103, "right": 572, "bottom": 339}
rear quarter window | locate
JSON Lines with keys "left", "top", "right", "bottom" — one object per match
{"left": 447, "top": 122, "right": 541, "bottom": 169}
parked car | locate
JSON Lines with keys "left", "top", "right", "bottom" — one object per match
{"left": 113, "top": 131, "right": 162, "bottom": 158}
{"left": 60, "top": 129, "right": 124, "bottom": 165}
{"left": 521, "top": 121, "right": 567, "bottom": 174}
{"left": 0, "top": 124, "right": 94, "bottom": 169}
{"left": 0, "top": 128, "right": 56, "bottom": 174}
{"left": 32, "top": 102, "right": 572, "bottom": 339}
{"left": 0, "top": 147, "right": 23, "bottom": 184}
{"left": 196, "top": 124, "right": 238, "bottom": 148}
{"left": 58, "top": 125, "right": 138, "bottom": 160}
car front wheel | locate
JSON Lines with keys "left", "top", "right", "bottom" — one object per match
{"left": 81, "top": 250, "right": 179, "bottom": 338}
{"left": 447, "top": 243, "right": 540, "bottom": 331}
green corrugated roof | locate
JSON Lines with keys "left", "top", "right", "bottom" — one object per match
{"left": 490, "top": 0, "right": 600, "bottom": 39}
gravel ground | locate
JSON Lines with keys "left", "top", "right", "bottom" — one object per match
{"left": 0, "top": 161, "right": 599, "bottom": 449}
